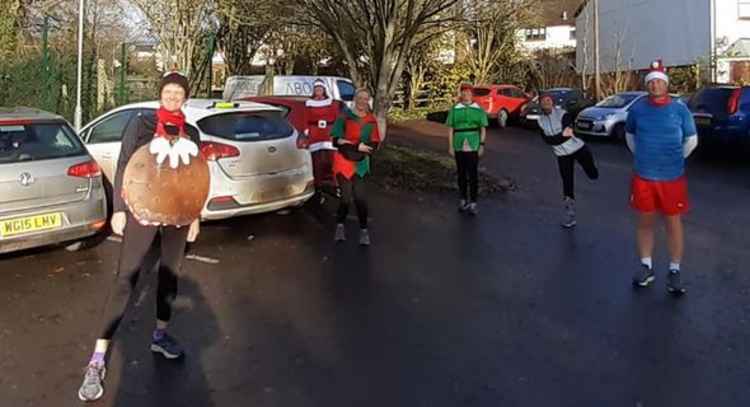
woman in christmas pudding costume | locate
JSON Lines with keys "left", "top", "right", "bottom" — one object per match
{"left": 331, "top": 88, "right": 381, "bottom": 246}
{"left": 302, "top": 79, "right": 343, "bottom": 203}
{"left": 78, "top": 72, "right": 208, "bottom": 402}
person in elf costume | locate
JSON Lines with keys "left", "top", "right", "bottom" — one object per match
{"left": 302, "top": 79, "right": 342, "bottom": 203}
{"left": 445, "top": 83, "right": 488, "bottom": 216}
{"left": 78, "top": 72, "right": 204, "bottom": 402}
{"left": 331, "top": 88, "right": 381, "bottom": 246}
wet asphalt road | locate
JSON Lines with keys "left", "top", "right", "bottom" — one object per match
{"left": 1, "top": 123, "right": 749, "bottom": 407}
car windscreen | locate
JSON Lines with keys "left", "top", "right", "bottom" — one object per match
{"left": 541, "top": 90, "right": 569, "bottom": 104}
{"left": 0, "top": 121, "right": 86, "bottom": 164}
{"left": 688, "top": 88, "right": 734, "bottom": 116}
{"left": 596, "top": 94, "right": 639, "bottom": 108}
{"left": 473, "top": 88, "right": 492, "bottom": 97}
{"left": 197, "top": 111, "right": 294, "bottom": 142}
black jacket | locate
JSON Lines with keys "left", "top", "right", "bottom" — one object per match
{"left": 113, "top": 111, "right": 201, "bottom": 213}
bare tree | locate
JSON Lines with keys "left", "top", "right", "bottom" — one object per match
{"left": 296, "top": 0, "right": 461, "bottom": 137}
{"left": 530, "top": 48, "right": 577, "bottom": 91}
{"left": 459, "top": 0, "right": 540, "bottom": 85}
{"left": 130, "top": 0, "right": 216, "bottom": 87}
{"left": 601, "top": 10, "right": 635, "bottom": 96}
{"left": 215, "top": 0, "right": 277, "bottom": 75}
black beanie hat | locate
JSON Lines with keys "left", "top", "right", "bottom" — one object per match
{"left": 159, "top": 72, "right": 190, "bottom": 98}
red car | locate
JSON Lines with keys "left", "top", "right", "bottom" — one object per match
{"left": 471, "top": 85, "right": 531, "bottom": 128}
{"left": 245, "top": 96, "right": 343, "bottom": 189}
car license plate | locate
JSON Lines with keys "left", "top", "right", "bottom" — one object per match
{"left": 0, "top": 213, "right": 63, "bottom": 237}
{"left": 577, "top": 121, "right": 592, "bottom": 130}
{"left": 256, "top": 187, "right": 291, "bottom": 202}
{"left": 694, "top": 117, "right": 711, "bottom": 127}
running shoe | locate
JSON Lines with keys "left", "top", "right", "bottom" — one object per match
{"left": 562, "top": 198, "right": 576, "bottom": 229}
{"left": 150, "top": 333, "right": 184, "bottom": 359}
{"left": 458, "top": 199, "right": 468, "bottom": 213}
{"left": 359, "top": 229, "right": 371, "bottom": 246}
{"left": 335, "top": 224, "right": 346, "bottom": 242}
{"left": 467, "top": 203, "right": 478, "bottom": 216}
{"left": 632, "top": 265, "right": 655, "bottom": 287}
{"left": 666, "top": 269, "right": 687, "bottom": 296}
{"left": 78, "top": 363, "right": 106, "bottom": 402}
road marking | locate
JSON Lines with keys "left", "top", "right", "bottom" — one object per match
{"left": 185, "top": 254, "right": 220, "bottom": 264}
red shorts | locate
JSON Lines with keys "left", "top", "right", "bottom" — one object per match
{"left": 630, "top": 175, "right": 689, "bottom": 215}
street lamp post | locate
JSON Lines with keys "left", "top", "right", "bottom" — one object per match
{"left": 74, "top": 0, "right": 84, "bottom": 131}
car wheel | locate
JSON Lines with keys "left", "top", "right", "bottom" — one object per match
{"left": 612, "top": 123, "right": 626, "bottom": 141}
{"left": 497, "top": 110, "right": 509, "bottom": 128}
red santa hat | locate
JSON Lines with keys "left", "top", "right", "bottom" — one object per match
{"left": 644, "top": 60, "right": 669, "bottom": 85}
{"left": 307, "top": 78, "right": 333, "bottom": 107}
{"left": 459, "top": 83, "right": 474, "bottom": 92}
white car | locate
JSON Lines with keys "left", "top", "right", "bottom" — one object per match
{"left": 574, "top": 92, "right": 647, "bottom": 139}
{"left": 79, "top": 99, "right": 315, "bottom": 221}
{"left": 223, "top": 75, "right": 356, "bottom": 107}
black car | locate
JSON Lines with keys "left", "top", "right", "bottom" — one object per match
{"left": 520, "top": 88, "right": 594, "bottom": 127}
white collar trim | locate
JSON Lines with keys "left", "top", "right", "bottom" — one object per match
{"left": 454, "top": 102, "right": 480, "bottom": 109}
{"left": 306, "top": 98, "right": 333, "bottom": 107}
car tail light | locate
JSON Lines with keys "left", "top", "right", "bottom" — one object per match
{"left": 727, "top": 88, "right": 741, "bottom": 115}
{"left": 68, "top": 161, "right": 101, "bottom": 178}
{"left": 207, "top": 195, "right": 239, "bottom": 210}
{"left": 200, "top": 142, "right": 240, "bottom": 161}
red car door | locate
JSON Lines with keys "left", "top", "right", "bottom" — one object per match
{"left": 472, "top": 87, "right": 495, "bottom": 114}
{"left": 499, "top": 87, "right": 528, "bottom": 115}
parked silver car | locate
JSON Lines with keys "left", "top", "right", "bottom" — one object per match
{"left": 575, "top": 92, "right": 647, "bottom": 139}
{"left": 0, "top": 108, "right": 107, "bottom": 254}
{"left": 79, "top": 100, "right": 315, "bottom": 221}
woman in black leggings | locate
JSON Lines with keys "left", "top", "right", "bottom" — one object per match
{"left": 78, "top": 72, "right": 202, "bottom": 402}
{"left": 537, "top": 93, "right": 599, "bottom": 228}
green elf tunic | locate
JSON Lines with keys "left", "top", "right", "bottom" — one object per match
{"left": 331, "top": 108, "right": 382, "bottom": 179}
{"left": 445, "top": 102, "right": 489, "bottom": 152}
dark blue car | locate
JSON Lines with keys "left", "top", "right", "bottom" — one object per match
{"left": 688, "top": 85, "right": 750, "bottom": 146}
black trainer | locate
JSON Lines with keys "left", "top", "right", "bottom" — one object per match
{"left": 151, "top": 333, "right": 185, "bottom": 359}
{"left": 666, "top": 269, "right": 687, "bottom": 296}
{"left": 632, "top": 265, "right": 655, "bottom": 288}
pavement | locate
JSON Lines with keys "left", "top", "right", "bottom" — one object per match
{"left": 0, "top": 121, "right": 748, "bottom": 407}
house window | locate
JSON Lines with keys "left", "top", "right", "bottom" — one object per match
{"left": 570, "top": 28, "right": 576, "bottom": 40}
{"left": 525, "top": 28, "right": 547, "bottom": 42}
{"left": 740, "top": 0, "right": 750, "bottom": 19}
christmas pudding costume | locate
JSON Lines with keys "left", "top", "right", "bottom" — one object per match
{"left": 102, "top": 75, "right": 207, "bottom": 341}
{"left": 82, "top": 73, "right": 208, "bottom": 402}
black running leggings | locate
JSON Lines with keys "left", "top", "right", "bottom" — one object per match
{"left": 100, "top": 213, "right": 189, "bottom": 340}
{"left": 557, "top": 145, "right": 599, "bottom": 200}
{"left": 337, "top": 174, "right": 368, "bottom": 229}
{"left": 455, "top": 151, "right": 479, "bottom": 202}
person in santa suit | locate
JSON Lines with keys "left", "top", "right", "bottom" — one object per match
{"left": 303, "top": 79, "right": 342, "bottom": 203}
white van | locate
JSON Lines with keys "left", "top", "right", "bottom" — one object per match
{"left": 223, "top": 76, "right": 357, "bottom": 106}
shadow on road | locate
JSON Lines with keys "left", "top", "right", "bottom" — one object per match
{"left": 106, "top": 239, "right": 219, "bottom": 407}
